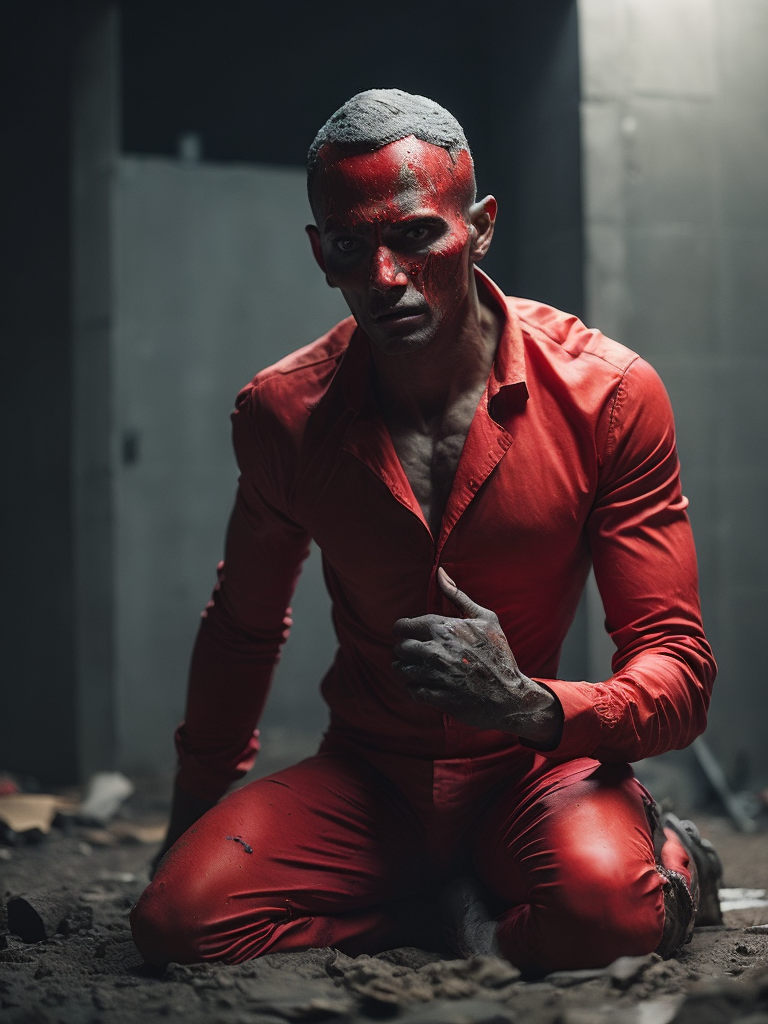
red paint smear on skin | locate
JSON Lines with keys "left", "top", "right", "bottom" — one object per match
{"left": 313, "top": 137, "right": 476, "bottom": 336}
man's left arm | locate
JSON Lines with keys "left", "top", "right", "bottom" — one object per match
{"left": 534, "top": 356, "right": 716, "bottom": 762}
{"left": 393, "top": 357, "right": 716, "bottom": 763}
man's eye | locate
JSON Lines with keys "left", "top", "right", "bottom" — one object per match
{"left": 334, "top": 238, "right": 358, "bottom": 253}
{"left": 405, "top": 226, "right": 429, "bottom": 241}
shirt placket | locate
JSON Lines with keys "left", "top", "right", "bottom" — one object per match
{"left": 340, "top": 407, "right": 433, "bottom": 537}
{"left": 427, "top": 390, "right": 514, "bottom": 607}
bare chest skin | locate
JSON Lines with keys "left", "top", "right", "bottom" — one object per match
{"left": 383, "top": 382, "right": 487, "bottom": 540}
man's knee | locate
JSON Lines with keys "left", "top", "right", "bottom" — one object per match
{"left": 497, "top": 859, "right": 665, "bottom": 972}
{"left": 130, "top": 871, "right": 289, "bottom": 966}
{"left": 560, "top": 851, "right": 664, "bottom": 961}
{"left": 130, "top": 883, "right": 204, "bottom": 966}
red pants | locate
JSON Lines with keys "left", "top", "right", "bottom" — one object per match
{"left": 131, "top": 743, "right": 682, "bottom": 973}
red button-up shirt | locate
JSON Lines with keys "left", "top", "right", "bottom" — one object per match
{"left": 176, "top": 270, "right": 715, "bottom": 801}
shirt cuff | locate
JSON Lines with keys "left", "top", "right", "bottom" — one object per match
{"left": 174, "top": 724, "right": 261, "bottom": 802}
{"left": 523, "top": 678, "right": 623, "bottom": 761}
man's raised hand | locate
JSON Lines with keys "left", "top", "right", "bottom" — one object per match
{"left": 392, "top": 568, "right": 563, "bottom": 746}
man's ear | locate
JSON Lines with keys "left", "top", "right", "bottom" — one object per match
{"left": 468, "top": 196, "right": 497, "bottom": 263}
{"left": 306, "top": 224, "right": 334, "bottom": 286}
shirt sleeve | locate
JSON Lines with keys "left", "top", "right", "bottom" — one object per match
{"left": 534, "top": 356, "right": 716, "bottom": 763}
{"left": 174, "top": 383, "right": 312, "bottom": 801}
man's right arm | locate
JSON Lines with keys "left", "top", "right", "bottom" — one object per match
{"left": 155, "top": 384, "right": 312, "bottom": 870}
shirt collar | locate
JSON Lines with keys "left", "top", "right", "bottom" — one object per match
{"left": 473, "top": 267, "right": 528, "bottom": 402}
{"left": 337, "top": 267, "right": 529, "bottom": 413}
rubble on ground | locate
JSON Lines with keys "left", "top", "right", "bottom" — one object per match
{"left": 0, "top": 805, "right": 767, "bottom": 1023}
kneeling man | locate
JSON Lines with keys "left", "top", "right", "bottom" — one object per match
{"left": 131, "top": 89, "right": 720, "bottom": 974}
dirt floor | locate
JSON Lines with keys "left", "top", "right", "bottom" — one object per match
{"left": 1, "top": 789, "right": 768, "bottom": 1024}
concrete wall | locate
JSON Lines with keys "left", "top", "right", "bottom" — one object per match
{"left": 1, "top": 3, "right": 79, "bottom": 782}
{"left": 112, "top": 158, "right": 346, "bottom": 775}
{"left": 0, "top": 2, "right": 587, "bottom": 786}
{"left": 578, "top": 0, "right": 768, "bottom": 786}
{"left": 71, "top": 4, "right": 121, "bottom": 781}
{"left": 106, "top": 6, "right": 587, "bottom": 781}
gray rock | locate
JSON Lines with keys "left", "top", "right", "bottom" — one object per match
{"left": 608, "top": 953, "right": 657, "bottom": 988}
{"left": 544, "top": 966, "right": 609, "bottom": 987}
{"left": 668, "top": 978, "right": 755, "bottom": 1023}
{"left": 396, "top": 997, "right": 517, "bottom": 1024}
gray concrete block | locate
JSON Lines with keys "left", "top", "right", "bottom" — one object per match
{"left": 681, "top": 473, "right": 721, "bottom": 534}
{"left": 692, "top": 544, "right": 722, "bottom": 650}
{"left": 577, "top": 0, "right": 768, "bottom": 798}
{"left": 512, "top": 227, "right": 583, "bottom": 314}
{"left": 623, "top": 228, "right": 719, "bottom": 357}
{"left": 623, "top": 98, "right": 718, "bottom": 228}
{"left": 71, "top": 8, "right": 120, "bottom": 781}
{"left": 718, "top": 104, "right": 768, "bottom": 228}
{"left": 627, "top": 0, "right": 718, "bottom": 99}
{"left": 717, "top": 0, "right": 768, "bottom": 103}
{"left": 707, "top": 586, "right": 768, "bottom": 786}
{"left": 577, "top": 0, "right": 630, "bottom": 101}
{"left": 633, "top": 748, "right": 712, "bottom": 815}
{"left": 722, "top": 472, "right": 768, "bottom": 588}
{"left": 583, "top": 222, "right": 629, "bottom": 342}
{"left": 720, "top": 232, "right": 768, "bottom": 356}
{"left": 683, "top": 484, "right": 721, "bottom": 591}
{"left": 112, "top": 157, "right": 345, "bottom": 773}
{"left": 581, "top": 100, "right": 625, "bottom": 223}
{"left": 722, "top": 364, "right": 768, "bottom": 471}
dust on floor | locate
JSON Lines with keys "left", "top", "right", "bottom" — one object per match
{"left": 1, "top": 810, "right": 767, "bottom": 1024}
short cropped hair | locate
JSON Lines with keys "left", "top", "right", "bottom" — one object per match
{"left": 307, "top": 88, "right": 472, "bottom": 190}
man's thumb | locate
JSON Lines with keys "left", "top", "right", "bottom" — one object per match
{"left": 437, "top": 567, "right": 486, "bottom": 618}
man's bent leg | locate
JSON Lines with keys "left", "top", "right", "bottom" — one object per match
{"left": 472, "top": 762, "right": 665, "bottom": 974}
{"left": 131, "top": 752, "right": 433, "bottom": 965}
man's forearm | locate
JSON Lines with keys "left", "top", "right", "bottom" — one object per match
{"left": 152, "top": 783, "right": 218, "bottom": 877}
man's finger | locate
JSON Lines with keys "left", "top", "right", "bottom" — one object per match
{"left": 394, "top": 638, "right": 452, "bottom": 664}
{"left": 393, "top": 614, "right": 454, "bottom": 640}
{"left": 437, "top": 567, "right": 489, "bottom": 619}
{"left": 392, "top": 659, "right": 441, "bottom": 683}
{"left": 395, "top": 667, "right": 448, "bottom": 702}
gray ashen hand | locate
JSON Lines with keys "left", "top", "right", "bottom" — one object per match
{"left": 392, "top": 568, "right": 562, "bottom": 746}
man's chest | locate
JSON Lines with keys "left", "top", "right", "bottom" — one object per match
{"left": 386, "top": 405, "right": 478, "bottom": 541}
{"left": 293, "top": 391, "right": 596, "bottom": 592}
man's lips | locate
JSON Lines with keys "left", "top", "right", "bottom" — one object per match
{"left": 371, "top": 306, "right": 428, "bottom": 323}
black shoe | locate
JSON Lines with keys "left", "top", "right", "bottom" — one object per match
{"left": 655, "top": 867, "right": 696, "bottom": 958}
{"left": 662, "top": 813, "right": 723, "bottom": 926}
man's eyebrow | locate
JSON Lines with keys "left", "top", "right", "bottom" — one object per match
{"left": 321, "top": 212, "right": 447, "bottom": 234}
{"left": 392, "top": 214, "right": 446, "bottom": 227}
{"left": 321, "top": 215, "right": 358, "bottom": 233}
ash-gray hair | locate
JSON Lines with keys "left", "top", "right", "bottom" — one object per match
{"left": 307, "top": 88, "right": 472, "bottom": 185}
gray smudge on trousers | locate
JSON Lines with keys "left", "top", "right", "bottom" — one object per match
{"left": 225, "top": 835, "right": 253, "bottom": 854}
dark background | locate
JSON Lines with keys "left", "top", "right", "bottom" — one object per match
{"left": 119, "top": 0, "right": 583, "bottom": 311}
{"left": 3, "top": 0, "right": 583, "bottom": 783}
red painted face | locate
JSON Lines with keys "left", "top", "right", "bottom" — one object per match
{"left": 311, "top": 137, "right": 477, "bottom": 354}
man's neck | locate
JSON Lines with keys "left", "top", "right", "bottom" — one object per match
{"left": 370, "top": 278, "right": 501, "bottom": 428}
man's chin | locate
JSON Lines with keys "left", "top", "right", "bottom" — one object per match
{"left": 362, "top": 315, "right": 436, "bottom": 355}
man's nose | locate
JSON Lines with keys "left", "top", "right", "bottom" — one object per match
{"left": 370, "top": 247, "right": 408, "bottom": 290}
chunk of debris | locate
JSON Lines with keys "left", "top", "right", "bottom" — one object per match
{"left": 0, "top": 794, "right": 63, "bottom": 842}
{"left": 6, "top": 892, "right": 93, "bottom": 942}
{"left": 608, "top": 953, "right": 657, "bottom": 988}
{"left": 79, "top": 772, "right": 135, "bottom": 825}
{"left": 719, "top": 887, "right": 768, "bottom": 912}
